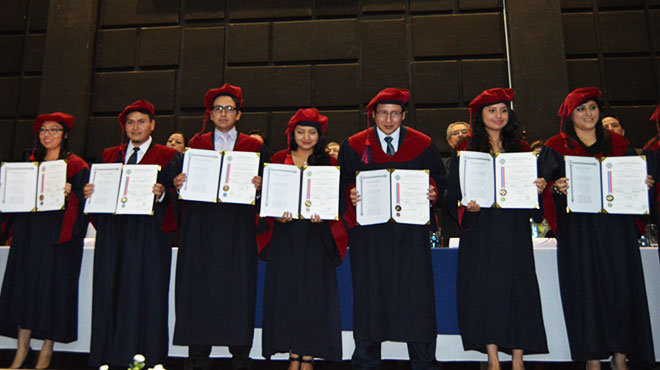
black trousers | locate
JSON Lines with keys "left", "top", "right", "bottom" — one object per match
{"left": 351, "top": 339, "right": 437, "bottom": 370}
{"left": 189, "top": 344, "right": 251, "bottom": 370}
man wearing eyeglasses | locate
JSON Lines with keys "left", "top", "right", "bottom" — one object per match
{"left": 338, "top": 88, "right": 445, "bottom": 370}
{"left": 172, "top": 84, "right": 269, "bottom": 370}
{"left": 446, "top": 121, "right": 470, "bottom": 149}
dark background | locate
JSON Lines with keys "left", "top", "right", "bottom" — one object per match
{"left": 1, "top": 0, "right": 659, "bottom": 162}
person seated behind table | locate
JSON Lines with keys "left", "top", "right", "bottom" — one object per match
{"left": 326, "top": 141, "right": 340, "bottom": 160}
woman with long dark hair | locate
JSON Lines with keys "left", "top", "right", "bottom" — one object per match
{"left": 0, "top": 113, "right": 89, "bottom": 369}
{"left": 539, "top": 87, "right": 655, "bottom": 370}
{"left": 448, "top": 88, "right": 548, "bottom": 370}
{"left": 259, "top": 108, "right": 347, "bottom": 370}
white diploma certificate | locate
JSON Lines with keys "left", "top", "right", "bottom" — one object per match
{"left": 565, "top": 155, "right": 602, "bottom": 213}
{"left": 179, "top": 148, "right": 222, "bottom": 203}
{"left": 36, "top": 160, "right": 67, "bottom": 212}
{"left": 0, "top": 162, "right": 39, "bottom": 213}
{"left": 356, "top": 169, "right": 391, "bottom": 226}
{"left": 299, "top": 166, "right": 340, "bottom": 220}
{"left": 494, "top": 152, "right": 539, "bottom": 209}
{"left": 84, "top": 163, "right": 123, "bottom": 214}
{"left": 459, "top": 151, "right": 495, "bottom": 207}
{"left": 260, "top": 163, "right": 301, "bottom": 218}
{"left": 390, "top": 169, "right": 430, "bottom": 225}
{"left": 115, "top": 164, "right": 159, "bottom": 215}
{"left": 600, "top": 156, "right": 649, "bottom": 215}
{"left": 218, "top": 151, "right": 260, "bottom": 205}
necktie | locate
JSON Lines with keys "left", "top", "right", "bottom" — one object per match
{"left": 384, "top": 136, "right": 395, "bottom": 156}
{"left": 127, "top": 147, "right": 139, "bottom": 164}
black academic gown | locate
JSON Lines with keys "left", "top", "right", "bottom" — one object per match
{"left": 338, "top": 126, "right": 445, "bottom": 343}
{"left": 448, "top": 140, "right": 548, "bottom": 354}
{"left": 89, "top": 143, "right": 180, "bottom": 368}
{"left": 173, "top": 131, "right": 269, "bottom": 347}
{"left": 0, "top": 155, "right": 89, "bottom": 343}
{"left": 539, "top": 133, "right": 655, "bottom": 365}
{"left": 259, "top": 150, "right": 347, "bottom": 361}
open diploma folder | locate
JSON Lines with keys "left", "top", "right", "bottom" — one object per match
{"left": 356, "top": 169, "right": 430, "bottom": 226}
{"left": 178, "top": 148, "right": 260, "bottom": 205}
{"left": 84, "top": 163, "right": 159, "bottom": 215}
{"left": 259, "top": 163, "right": 340, "bottom": 220}
{"left": 458, "top": 151, "right": 539, "bottom": 209}
{"left": 0, "top": 160, "right": 67, "bottom": 213}
{"left": 564, "top": 155, "right": 649, "bottom": 214}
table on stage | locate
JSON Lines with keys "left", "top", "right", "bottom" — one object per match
{"left": 1, "top": 238, "right": 659, "bottom": 361}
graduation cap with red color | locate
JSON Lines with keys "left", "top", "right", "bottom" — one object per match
{"left": 361, "top": 88, "right": 410, "bottom": 164}
{"left": 650, "top": 103, "right": 660, "bottom": 137}
{"left": 202, "top": 83, "right": 243, "bottom": 133}
{"left": 557, "top": 87, "right": 601, "bottom": 130}
{"left": 33, "top": 112, "right": 75, "bottom": 133}
{"left": 468, "top": 88, "right": 514, "bottom": 127}
{"left": 118, "top": 100, "right": 155, "bottom": 128}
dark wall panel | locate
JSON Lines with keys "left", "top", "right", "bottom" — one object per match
{"left": 235, "top": 112, "right": 269, "bottom": 143}
{"left": 18, "top": 76, "right": 41, "bottom": 116}
{"left": 0, "top": 120, "right": 15, "bottom": 160}
{"left": 462, "top": 59, "right": 508, "bottom": 103}
{"left": 179, "top": 27, "right": 224, "bottom": 109}
{"left": 271, "top": 111, "right": 297, "bottom": 150}
{"left": 99, "top": 0, "right": 179, "bottom": 27}
{"left": 0, "top": 36, "right": 24, "bottom": 73}
{"left": 0, "top": 77, "right": 20, "bottom": 116}
{"left": 226, "top": 66, "right": 312, "bottom": 108}
{"left": 609, "top": 106, "right": 657, "bottom": 148}
{"left": 315, "top": 64, "right": 360, "bottom": 107}
{"left": 139, "top": 26, "right": 180, "bottom": 67}
{"left": 605, "top": 58, "right": 657, "bottom": 102}
{"left": 273, "top": 20, "right": 358, "bottom": 62}
{"left": 320, "top": 110, "right": 361, "bottom": 146}
{"left": 229, "top": 1, "right": 311, "bottom": 19}
{"left": 227, "top": 23, "right": 270, "bottom": 64}
{"left": 0, "top": 0, "right": 28, "bottom": 32}
{"left": 177, "top": 116, "right": 203, "bottom": 144}
{"left": 316, "top": 0, "right": 358, "bottom": 16}
{"left": 561, "top": 0, "right": 592, "bottom": 9}
{"left": 95, "top": 29, "right": 137, "bottom": 69}
{"left": 151, "top": 115, "right": 176, "bottom": 145}
{"left": 362, "top": 0, "right": 406, "bottom": 12}
{"left": 566, "top": 59, "right": 602, "bottom": 91}
{"left": 410, "top": 0, "right": 454, "bottom": 12}
{"left": 85, "top": 117, "right": 120, "bottom": 158}
{"left": 361, "top": 19, "right": 408, "bottom": 102}
{"left": 23, "top": 34, "right": 46, "bottom": 72}
{"left": 93, "top": 71, "right": 176, "bottom": 112}
{"left": 412, "top": 14, "right": 505, "bottom": 57}
{"left": 184, "top": 0, "right": 225, "bottom": 21}
{"left": 599, "top": 11, "right": 649, "bottom": 54}
{"left": 459, "top": 0, "right": 502, "bottom": 10}
{"left": 411, "top": 61, "right": 459, "bottom": 105}
{"left": 562, "top": 13, "right": 597, "bottom": 55}
{"left": 29, "top": 0, "right": 50, "bottom": 32}
{"left": 12, "top": 119, "right": 33, "bottom": 161}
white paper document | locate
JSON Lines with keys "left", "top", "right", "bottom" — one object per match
{"left": 36, "top": 160, "right": 67, "bottom": 212}
{"left": 299, "top": 166, "right": 340, "bottom": 220}
{"left": 115, "top": 164, "right": 159, "bottom": 215}
{"left": 356, "top": 169, "right": 392, "bottom": 226}
{"left": 179, "top": 148, "right": 222, "bottom": 203}
{"left": 218, "top": 151, "right": 260, "bottom": 205}
{"left": 0, "top": 162, "right": 39, "bottom": 213}
{"left": 459, "top": 151, "right": 495, "bottom": 207}
{"left": 565, "top": 156, "right": 604, "bottom": 213}
{"left": 84, "top": 163, "right": 123, "bottom": 214}
{"left": 600, "top": 156, "right": 649, "bottom": 215}
{"left": 390, "top": 169, "right": 430, "bottom": 225}
{"left": 260, "top": 163, "right": 301, "bottom": 218}
{"left": 494, "top": 152, "right": 539, "bottom": 209}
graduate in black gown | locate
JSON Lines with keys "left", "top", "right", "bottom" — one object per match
{"left": 172, "top": 84, "right": 269, "bottom": 370}
{"left": 86, "top": 100, "right": 181, "bottom": 368}
{"left": 447, "top": 88, "right": 548, "bottom": 370}
{"left": 338, "top": 88, "right": 445, "bottom": 370}
{"left": 0, "top": 113, "right": 89, "bottom": 369}
{"left": 539, "top": 87, "right": 655, "bottom": 370}
{"left": 259, "top": 108, "right": 347, "bottom": 370}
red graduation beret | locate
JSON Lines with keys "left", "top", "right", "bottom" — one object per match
{"left": 286, "top": 108, "right": 328, "bottom": 136}
{"left": 118, "top": 100, "right": 155, "bottom": 128}
{"left": 558, "top": 87, "right": 601, "bottom": 120}
{"left": 366, "top": 88, "right": 410, "bottom": 113}
{"left": 650, "top": 103, "right": 660, "bottom": 123}
{"left": 468, "top": 88, "right": 514, "bottom": 118}
{"left": 204, "top": 83, "right": 243, "bottom": 111}
{"left": 33, "top": 112, "right": 74, "bottom": 133}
